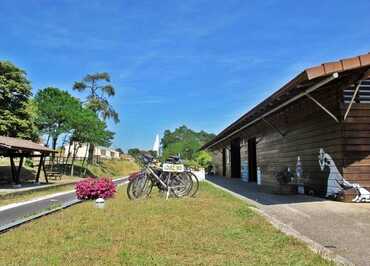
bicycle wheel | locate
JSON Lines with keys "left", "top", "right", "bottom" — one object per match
{"left": 127, "top": 173, "right": 153, "bottom": 200}
{"left": 168, "top": 172, "right": 193, "bottom": 198}
{"left": 185, "top": 171, "right": 199, "bottom": 197}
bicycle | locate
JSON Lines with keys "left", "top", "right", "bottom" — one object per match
{"left": 127, "top": 154, "right": 199, "bottom": 200}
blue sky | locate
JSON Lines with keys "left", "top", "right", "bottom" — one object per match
{"left": 1, "top": 1, "right": 369, "bottom": 150}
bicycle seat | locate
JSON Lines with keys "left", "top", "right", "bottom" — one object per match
{"left": 142, "top": 154, "right": 154, "bottom": 163}
{"left": 166, "top": 155, "right": 181, "bottom": 163}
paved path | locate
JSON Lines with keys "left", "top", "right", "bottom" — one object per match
{"left": 207, "top": 175, "right": 370, "bottom": 266}
{"left": 0, "top": 177, "right": 128, "bottom": 229}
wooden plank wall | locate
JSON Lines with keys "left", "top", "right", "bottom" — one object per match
{"left": 244, "top": 82, "right": 343, "bottom": 194}
{"left": 210, "top": 72, "right": 370, "bottom": 194}
{"left": 212, "top": 145, "right": 232, "bottom": 178}
{"left": 342, "top": 104, "right": 370, "bottom": 188}
{"left": 212, "top": 80, "right": 345, "bottom": 195}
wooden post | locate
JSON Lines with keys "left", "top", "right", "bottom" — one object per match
{"left": 36, "top": 154, "right": 44, "bottom": 183}
{"left": 42, "top": 156, "right": 49, "bottom": 183}
{"left": 16, "top": 156, "right": 24, "bottom": 184}
{"left": 9, "top": 155, "right": 17, "bottom": 184}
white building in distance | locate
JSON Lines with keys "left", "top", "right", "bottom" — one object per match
{"left": 63, "top": 143, "right": 120, "bottom": 160}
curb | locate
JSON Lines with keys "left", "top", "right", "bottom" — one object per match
{"left": 0, "top": 199, "right": 82, "bottom": 233}
{"left": 0, "top": 177, "right": 129, "bottom": 234}
{"left": 205, "top": 180, "right": 354, "bottom": 266}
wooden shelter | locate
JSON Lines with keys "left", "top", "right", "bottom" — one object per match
{"left": 0, "top": 136, "right": 56, "bottom": 184}
{"left": 203, "top": 52, "right": 370, "bottom": 199}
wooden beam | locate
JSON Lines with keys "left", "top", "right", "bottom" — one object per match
{"left": 16, "top": 156, "right": 24, "bottom": 184}
{"left": 344, "top": 69, "right": 370, "bottom": 121}
{"left": 305, "top": 93, "right": 340, "bottom": 123}
{"left": 9, "top": 156, "right": 17, "bottom": 184}
{"left": 5, "top": 153, "right": 42, "bottom": 158}
{"left": 262, "top": 118, "right": 286, "bottom": 137}
{"left": 42, "top": 158, "right": 49, "bottom": 183}
{"left": 36, "top": 154, "right": 43, "bottom": 183}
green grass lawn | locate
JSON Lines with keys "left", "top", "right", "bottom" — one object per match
{"left": 0, "top": 183, "right": 332, "bottom": 266}
{"left": 0, "top": 183, "right": 76, "bottom": 207}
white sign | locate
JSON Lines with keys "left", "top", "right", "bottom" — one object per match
{"left": 162, "top": 163, "right": 185, "bottom": 172}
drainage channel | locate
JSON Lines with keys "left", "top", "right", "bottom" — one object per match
{"left": 0, "top": 177, "right": 128, "bottom": 234}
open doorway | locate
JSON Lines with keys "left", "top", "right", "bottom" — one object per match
{"left": 230, "top": 138, "right": 241, "bottom": 178}
{"left": 248, "top": 138, "right": 257, "bottom": 182}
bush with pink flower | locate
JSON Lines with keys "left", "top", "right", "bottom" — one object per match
{"left": 75, "top": 177, "right": 116, "bottom": 200}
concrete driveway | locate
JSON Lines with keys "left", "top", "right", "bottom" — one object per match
{"left": 207, "top": 175, "right": 370, "bottom": 266}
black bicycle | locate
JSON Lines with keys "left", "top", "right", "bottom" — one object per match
{"left": 127, "top": 154, "right": 199, "bottom": 200}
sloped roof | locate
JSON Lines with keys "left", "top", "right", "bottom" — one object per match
{"left": 304, "top": 52, "right": 370, "bottom": 79}
{"left": 0, "top": 136, "right": 55, "bottom": 153}
{"left": 203, "top": 52, "right": 370, "bottom": 150}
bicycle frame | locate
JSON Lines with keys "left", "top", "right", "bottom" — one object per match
{"left": 145, "top": 164, "right": 187, "bottom": 200}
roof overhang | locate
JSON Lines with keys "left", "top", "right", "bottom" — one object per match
{"left": 0, "top": 136, "right": 56, "bottom": 155}
{"left": 202, "top": 52, "right": 370, "bottom": 150}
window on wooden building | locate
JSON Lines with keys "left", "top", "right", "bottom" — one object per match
{"left": 343, "top": 79, "right": 370, "bottom": 103}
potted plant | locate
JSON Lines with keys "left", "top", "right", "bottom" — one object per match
{"left": 274, "top": 168, "right": 297, "bottom": 195}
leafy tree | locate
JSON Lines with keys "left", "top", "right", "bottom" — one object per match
{"left": 194, "top": 150, "right": 213, "bottom": 169}
{"left": 34, "top": 87, "right": 81, "bottom": 150}
{"left": 115, "top": 148, "right": 124, "bottom": 154}
{"left": 161, "top": 125, "right": 215, "bottom": 160}
{"left": 20, "top": 99, "right": 39, "bottom": 140}
{"left": 70, "top": 107, "right": 114, "bottom": 148}
{"left": 73, "top": 72, "right": 119, "bottom": 163}
{"left": 0, "top": 61, "right": 35, "bottom": 139}
{"left": 73, "top": 72, "right": 119, "bottom": 123}
{"left": 68, "top": 106, "right": 114, "bottom": 175}
{"left": 128, "top": 148, "right": 141, "bottom": 158}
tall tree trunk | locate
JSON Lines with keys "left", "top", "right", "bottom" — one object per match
{"left": 81, "top": 143, "right": 89, "bottom": 176}
{"left": 51, "top": 136, "right": 58, "bottom": 165}
{"left": 70, "top": 144, "right": 79, "bottom": 176}
{"left": 46, "top": 134, "right": 51, "bottom": 147}
{"left": 58, "top": 135, "right": 67, "bottom": 172}
{"left": 88, "top": 143, "right": 95, "bottom": 164}
{"left": 63, "top": 140, "right": 72, "bottom": 174}
{"left": 52, "top": 137, "right": 58, "bottom": 150}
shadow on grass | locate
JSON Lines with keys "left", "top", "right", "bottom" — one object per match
{"left": 0, "top": 166, "right": 35, "bottom": 185}
{"left": 0, "top": 163, "right": 94, "bottom": 187}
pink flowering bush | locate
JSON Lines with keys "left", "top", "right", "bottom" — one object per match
{"left": 75, "top": 177, "right": 116, "bottom": 200}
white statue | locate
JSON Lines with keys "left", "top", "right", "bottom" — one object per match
{"left": 319, "top": 148, "right": 370, "bottom": 202}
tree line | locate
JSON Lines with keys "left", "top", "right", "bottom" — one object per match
{"left": 0, "top": 60, "right": 119, "bottom": 172}
{"left": 128, "top": 125, "right": 215, "bottom": 169}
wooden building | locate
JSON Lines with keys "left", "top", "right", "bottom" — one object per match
{"left": 202, "top": 53, "right": 370, "bottom": 198}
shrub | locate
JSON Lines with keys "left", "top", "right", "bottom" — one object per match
{"left": 75, "top": 177, "right": 116, "bottom": 200}
{"left": 184, "top": 160, "right": 201, "bottom": 171}
{"left": 194, "top": 151, "right": 213, "bottom": 169}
